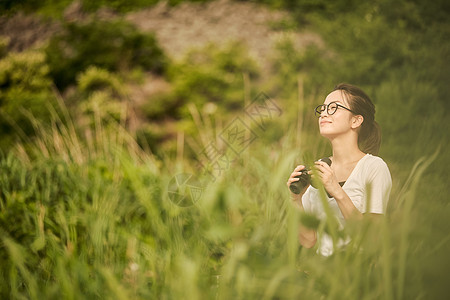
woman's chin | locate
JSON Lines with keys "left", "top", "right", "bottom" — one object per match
{"left": 319, "top": 129, "right": 332, "bottom": 136}
{"left": 319, "top": 130, "right": 338, "bottom": 139}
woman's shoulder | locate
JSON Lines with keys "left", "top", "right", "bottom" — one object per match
{"left": 360, "top": 154, "right": 392, "bottom": 180}
{"left": 363, "top": 154, "right": 389, "bottom": 168}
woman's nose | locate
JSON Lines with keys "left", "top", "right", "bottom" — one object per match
{"left": 320, "top": 110, "right": 329, "bottom": 117}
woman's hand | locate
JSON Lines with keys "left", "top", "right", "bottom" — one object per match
{"left": 287, "top": 165, "right": 309, "bottom": 199}
{"left": 313, "top": 161, "right": 363, "bottom": 220}
{"left": 313, "top": 160, "right": 343, "bottom": 198}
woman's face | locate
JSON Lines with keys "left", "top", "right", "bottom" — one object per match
{"left": 318, "top": 90, "right": 356, "bottom": 138}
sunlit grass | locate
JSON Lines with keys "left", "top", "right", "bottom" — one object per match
{"left": 0, "top": 100, "right": 447, "bottom": 299}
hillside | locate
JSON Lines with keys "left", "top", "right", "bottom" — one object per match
{"left": 126, "top": 0, "right": 321, "bottom": 64}
{"left": 1, "top": 0, "right": 321, "bottom": 66}
{"left": 0, "top": 0, "right": 322, "bottom": 127}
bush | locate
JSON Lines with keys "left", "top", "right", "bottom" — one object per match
{"left": 77, "top": 66, "right": 124, "bottom": 96}
{"left": 45, "top": 19, "right": 167, "bottom": 90}
{"left": 73, "top": 66, "right": 129, "bottom": 127}
{"left": 138, "top": 42, "right": 260, "bottom": 159}
{"left": 81, "top": 0, "right": 159, "bottom": 12}
{"left": 0, "top": 36, "right": 10, "bottom": 59}
{"left": 0, "top": 49, "right": 57, "bottom": 149}
{"left": 269, "top": 38, "right": 333, "bottom": 99}
{"left": 142, "top": 42, "right": 259, "bottom": 121}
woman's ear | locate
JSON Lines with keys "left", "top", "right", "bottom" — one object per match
{"left": 351, "top": 115, "right": 364, "bottom": 129}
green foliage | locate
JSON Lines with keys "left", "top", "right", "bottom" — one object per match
{"left": 0, "top": 0, "right": 449, "bottom": 298}
{"left": 254, "top": 0, "right": 450, "bottom": 28}
{"left": 45, "top": 19, "right": 167, "bottom": 90}
{"left": 0, "top": 0, "right": 148, "bottom": 15}
{"left": 375, "top": 72, "right": 445, "bottom": 161}
{"left": 0, "top": 0, "right": 73, "bottom": 17}
{"left": 138, "top": 42, "right": 260, "bottom": 158}
{"left": 269, "top": 39, "right": 332, "bottom": 99}
{"left": 77, "top": 66, "right": 124, "bottom": 96}
{"left": 142, "top": 42, "right": 259, "bottom": 120}
{"left": 78, "top": 90, "right": 126, "bottom": 125}
{"left": 0, "top": 0, "right": 214, "bottom": 16}
{"left": 0, "top": 114, "right": 162, "bottom": 298}
{"left": 75, "top": 66, "right": 127, "bottom": 125}
{"left": 171, "top": 42, "right": 259, "bottom": 113}
{"left": 0, "top": 116, "right": 446, "bottom": 298}
{"left": 0, "top": 36, "right": 10, "bottom": 59}
{"left": 0, "top": 0, "right": 45, "bottom": 14}
{"left": 0, "top": 50, "right": 52, "bottom": 103}
{"left": 0, "top": 49, "right": 57, "bottom": 149}
{"left": 81, "top": 0, "right": 159, "bottom": 12}
{"left": 82, "top": 0, "right": 214, "bottom": 13}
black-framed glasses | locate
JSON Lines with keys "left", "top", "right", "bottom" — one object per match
{"left": 314, "top": 102, "right": 356, "bottom": 118}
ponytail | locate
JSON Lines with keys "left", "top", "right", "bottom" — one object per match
{"left": 333, "top": 83, "right": 381, "bottom": 155}
{"left": 359, "top": 120, "right": 381, "bottom": 155}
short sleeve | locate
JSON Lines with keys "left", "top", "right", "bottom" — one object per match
{"left": 363, "top": 158, "right": 392, "bottom": 214}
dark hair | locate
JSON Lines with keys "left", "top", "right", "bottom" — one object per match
{"left": 333, "top": 83, "right": 381, "bottom": 155}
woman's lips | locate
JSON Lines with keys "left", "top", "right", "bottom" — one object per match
{"left": 320, "top": 120, "right": 331, "bottom": 126}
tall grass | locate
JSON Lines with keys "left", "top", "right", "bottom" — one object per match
{"left": 0, "top": 100, "right": 446, "bottom": 299}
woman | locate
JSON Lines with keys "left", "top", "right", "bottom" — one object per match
{"left": 286, "top": 83, "right": 392, "bottom": 256}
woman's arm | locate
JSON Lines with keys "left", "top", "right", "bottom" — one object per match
{"left": 314, "top": 158, "right": 391, "bottom": 220}
{"left": 330, "top": 187, "right": 363, "bottom": 220}
{"left": 287, "top": 166, "right": 317, "bottom": 248}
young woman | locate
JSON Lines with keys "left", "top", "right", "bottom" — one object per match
{"left": 286, "top": 83, "right": 392, "bottom": 256}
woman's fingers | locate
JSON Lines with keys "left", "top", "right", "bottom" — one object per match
{"left": 292, "top": 171, "right": 305, "bottom": 177}
{"left": 294, "top": 165, "right": 306, "bottom": 172}
{"left": 314, "top": 160, "right": 330, "bottom": 170}
{"left": 314, "top": 161, "right": 332, "bottom": 176}
{"left": 286, "top": 172, "right": 301, "bottom": 186}
{"left": 286, "top": 177, "right": 299, "bottom": 186}
{"left": 286, "top": 165, "right": 306, "bottom": 187}
{"left": 313, "top": 161, "right": 337, "bottom": 188}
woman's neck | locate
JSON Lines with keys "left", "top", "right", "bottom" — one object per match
{"left": 330, "top": 135, "right": 365, "bottom": 165}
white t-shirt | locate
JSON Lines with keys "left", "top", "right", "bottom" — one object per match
{"left": 301, "top": 154, "right": 392, "bottom": 256}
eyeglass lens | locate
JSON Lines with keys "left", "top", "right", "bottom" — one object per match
{"left": 315, "top": 102, "right": 338, "bottom": 117}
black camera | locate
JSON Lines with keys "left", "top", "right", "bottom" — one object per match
{"left": 289, "top": 157, "right": 332, "bottom": 194}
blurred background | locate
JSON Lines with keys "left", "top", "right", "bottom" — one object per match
{"left": 0, "top": 0, "right": 449, "bottom": 299}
